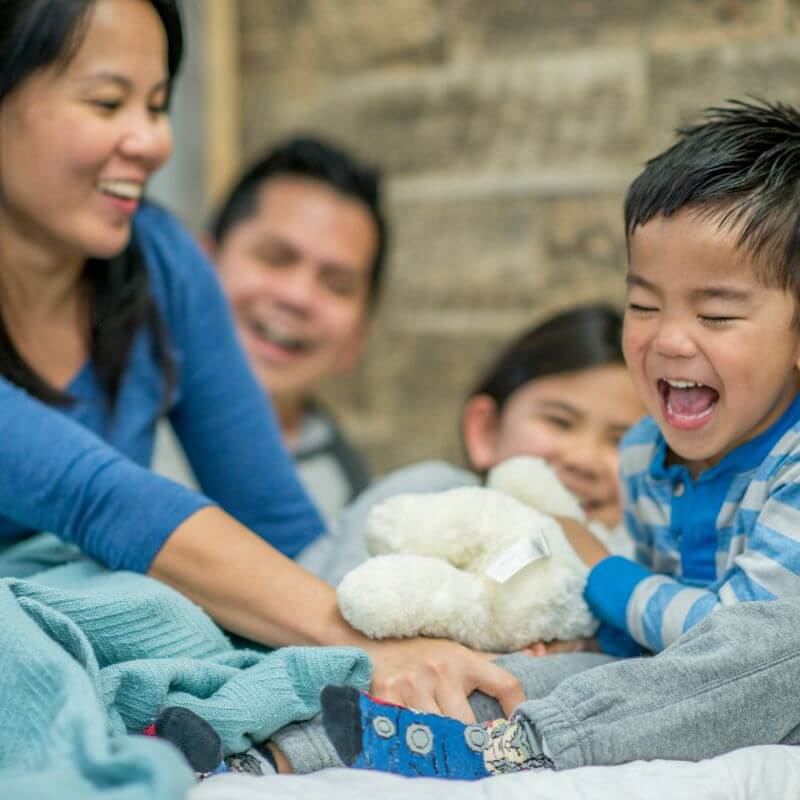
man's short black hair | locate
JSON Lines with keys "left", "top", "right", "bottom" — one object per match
{"left": 625, "top": 98, "right": 800, "bottom": 302}
{"left": 210, "top": 135, "right": 388, "bottom": 309}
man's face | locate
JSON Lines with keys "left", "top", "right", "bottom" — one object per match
{"left": 215, "top": 177, "right": 378, "bottom": 406}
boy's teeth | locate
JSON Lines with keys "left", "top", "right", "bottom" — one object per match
{"left": 98, "top": 180, "right": 142, "bottom": 200}
{"left": 665, "top": 379, "right": 703, "bottom": 389}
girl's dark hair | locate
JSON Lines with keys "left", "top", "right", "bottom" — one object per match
{"left": 469, "top": 305, "right": 625, "bottom": 412}
{"left": 0, "top": 0, "right": 182, "bottom": 408}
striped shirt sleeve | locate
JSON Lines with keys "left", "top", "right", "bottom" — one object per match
{"left": 586, "top": 457, "right": 800, "bottom": 651}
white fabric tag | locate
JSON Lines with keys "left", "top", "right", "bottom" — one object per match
{"left": 485, "top": 528, "right": 551, "bottom": 584}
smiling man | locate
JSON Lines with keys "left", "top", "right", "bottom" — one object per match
{"left": 212, "top": 137, "right": 388, "bottom": 520}
{"left": 155, "top": 137, "right": 388, "bottom": 521}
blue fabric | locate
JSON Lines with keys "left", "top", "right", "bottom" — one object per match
{"left": 0, "top": 536, "right": 371, "bottom": 799}
{"left": 0, "top": 204, "right": 324, "bottom": 572}
{"left": 586, "top": 557, "right": 652, "bottom": 634}
{"left": 594, "top": 622, "right": 645, "bottom": 658}
{"left": 585, "top": 393, "right": 800, "bottom": 652}
{"left": 341, "top": 688, "right": 489, "bottom": 780}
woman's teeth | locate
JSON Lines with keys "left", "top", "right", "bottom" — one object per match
{"left": 97, "top": 180, "right": 143, "bottom": 200}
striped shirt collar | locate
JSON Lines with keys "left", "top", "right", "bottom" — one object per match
{"left": 649, "top": 391, "right": 800, "bottom": 482}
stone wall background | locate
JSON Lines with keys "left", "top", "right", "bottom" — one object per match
{"left": 236, "top": 0, "right": 800, "bottom": 474}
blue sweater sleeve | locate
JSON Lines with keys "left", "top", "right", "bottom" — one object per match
{"left": 136, "top": 206, "right": 325, "bottom": 558}
{"left": 0, "top": 376, "right": 211, "bottom": 572}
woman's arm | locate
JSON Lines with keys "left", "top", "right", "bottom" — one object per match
{"left": 151, "top": 505, "right": 525, "bottom": 721}
{"left": 136, "top": 208, "right": 526, "bottom": 718}
{"left": 137, "top": 205, "right": 325, "bottom": 559}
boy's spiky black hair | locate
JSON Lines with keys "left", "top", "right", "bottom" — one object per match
{"left": 625, "top": 98, "right": 800, "bottom": 298}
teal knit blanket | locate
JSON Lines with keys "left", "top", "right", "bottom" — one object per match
{"left": 0, "top": 535, "right": 371, "bottom": 799}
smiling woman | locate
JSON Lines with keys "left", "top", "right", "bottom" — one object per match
{"left": 0, "top": 0, "right": 525, "bottom": 728}
{"left": 0, "top": 0, "right": 179, "bottom": 403}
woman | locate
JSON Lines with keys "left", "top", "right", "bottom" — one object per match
{"left": 0, "top": 0, "right": 521, "bottom": 722}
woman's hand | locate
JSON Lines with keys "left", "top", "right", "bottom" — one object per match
{"left": 361, "top": 638, "right": 525, "bottom": 723}
{"left": 151, "top": 509, "right": 524, "bottom": 724}
{"left": 521, "top": 636, "right": 599, "bottom": 657}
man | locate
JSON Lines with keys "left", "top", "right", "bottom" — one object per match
{"left": 155, "top": 137, "right": 387, "bottom": 522}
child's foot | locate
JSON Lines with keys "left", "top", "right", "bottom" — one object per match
{"left": 143, "top": 706, "right": 223, "bottom": 775}
{"left": 320, "top": 685, "right": 553, "bottom": 781}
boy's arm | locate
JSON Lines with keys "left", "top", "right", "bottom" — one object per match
{"left": 553, "top": 513, "right": 718, "bottom": 654}
{"left": 575, "top": 456, "right": 800, "bottom": 653}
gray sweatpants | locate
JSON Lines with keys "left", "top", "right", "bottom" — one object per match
{"left": 273, "top": 599, "right": 800, "bottom": 772}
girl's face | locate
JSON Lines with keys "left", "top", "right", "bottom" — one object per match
{"left": 464, "top": 364, "right": 644, "bottom": 527}
{"left": 0, "top": 0, "right": 173, "bottom": 265}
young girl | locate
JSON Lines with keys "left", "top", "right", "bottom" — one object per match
{"left": 463, "top": 304, "right": 640, "bottom": 535}
{"left": 0, "top": 0, "right": 520, "bottom": 720}
{"left": 299, "top": 304, "right": 642, "bottom": 586}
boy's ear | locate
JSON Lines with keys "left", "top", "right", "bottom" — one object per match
{"left": 462, "top": 394, "right": 501, "bottom": 472}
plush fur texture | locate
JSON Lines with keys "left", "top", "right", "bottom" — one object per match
{"left": 337, "top": 456, "right": 599, "bottom": 652}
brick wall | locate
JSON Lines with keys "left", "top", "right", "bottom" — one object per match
{"left": 237, "top": 0, "right": 800, "bottom": 474}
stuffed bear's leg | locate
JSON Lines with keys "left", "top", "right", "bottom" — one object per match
{"left": 336, "top": 553, "right": 498, "bottom": 651}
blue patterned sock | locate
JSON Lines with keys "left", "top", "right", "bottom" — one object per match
{"left": 320, "top": 685, "right": 552, "bottom": 781}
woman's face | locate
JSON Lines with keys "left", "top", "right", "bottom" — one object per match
{"left": 0, "top": 0, "right": 173, "bottom": 264}
{"left": 465, "top": 364, "right": 644, "bottom": 527}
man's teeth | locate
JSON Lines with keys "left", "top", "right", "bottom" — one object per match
{"left": 98, "top": 180, "right": 143, "bottom": 200}
{"left": 665, "top": 379, "right": 704, "bottom": 389}
{"left": 251, "top": 321, "right": 306, "bottom": 350}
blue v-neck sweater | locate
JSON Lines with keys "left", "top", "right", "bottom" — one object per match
{"left": 0, "top": 204, "right": 324, "bottom": 572}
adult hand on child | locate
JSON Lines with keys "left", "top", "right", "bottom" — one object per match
{"left": 363, "top": 637, "right": 525, "bottom": 723}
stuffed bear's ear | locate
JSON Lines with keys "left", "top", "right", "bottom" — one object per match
{"left": 462, "top": 393, "right": 501, "bottom": 472}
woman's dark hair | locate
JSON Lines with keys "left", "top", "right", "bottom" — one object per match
{"left": 0, "top": 0, "right": 182, "bottom": 409}
{"left": 469, "top": 305, "right": 625, "bottom": 412}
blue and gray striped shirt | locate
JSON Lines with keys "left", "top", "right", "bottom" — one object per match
{"left": 585, "top": 392, "right": 800, "bottom": 653}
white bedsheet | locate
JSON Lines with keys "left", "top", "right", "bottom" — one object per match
{"left": 190, "top": 745, "right": 800, "bottom": 800}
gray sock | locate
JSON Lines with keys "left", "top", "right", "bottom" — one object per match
{"left": 270, "top": 717, "right": 343, "bottom": 774}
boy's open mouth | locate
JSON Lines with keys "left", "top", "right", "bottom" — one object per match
{"left": 658, "top": 378, "right": 719, "bottom": 430}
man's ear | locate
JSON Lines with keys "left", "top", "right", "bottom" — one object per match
{"left": 334, "top": 321, "right": 368, "bottom": 375}
{"left": 462, "top": 394, "right": 501, "bottom": 472}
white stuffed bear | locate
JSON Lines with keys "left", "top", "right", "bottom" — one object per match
{"left": 336, "top": 456, "right": 600, "bottom": 652}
